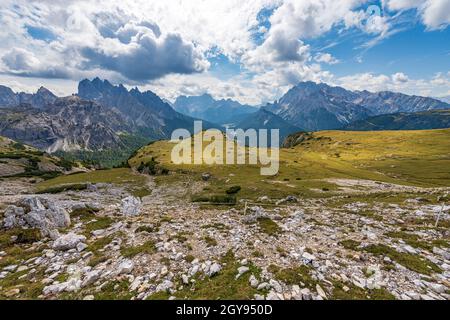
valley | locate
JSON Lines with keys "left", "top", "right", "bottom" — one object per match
{"left": 0, "top": 129, "right": 448, "bottom": 300}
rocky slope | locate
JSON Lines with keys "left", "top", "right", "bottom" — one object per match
{"left": 266, "top": 82, "right": 450, "bottom": 131}
{"left": 173, "top": 94, "right": 256, "bottom": 125}
{"left": 0, "top": 171, "right": 448, "bottom": 300}
{"left": 0, "top": 96, "right": 132, "bottom": 153}
{"left": 0, "top": 136, "right": 71, "bottom": 180}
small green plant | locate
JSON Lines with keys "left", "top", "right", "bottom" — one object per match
{"left": 339, "top": 239, "right": 361, "bottom": 251}
{"left": 257, "top": 217, "right": 282, "bottom": 236}
{"left": 191, "top": 194, "right": 237, "bottom": 205}
{"left": 204, "top": 236, "right": 218, "bottom": 247}
{"left": 364, "top": 244, "right": 442, "bottom": 275}
{"left": 226, "top": 186, "right": 241, "bottom": 194}
{"left": 135, "top": 225, "right": 158, "bottom": 233}
{"left": 331, "top": 281, "right": 395, "bottom": 300}
{"left": 120, "top": 240, "right": 156, "bottom": 258}
{"left": 70, "top": 206, "right": 99, "bottom": 219}
{"left": 271, "top": 265, "right": 316, "bottom": 289}
{"left": 83, "top": 216, "right": 114, "bottom": 236}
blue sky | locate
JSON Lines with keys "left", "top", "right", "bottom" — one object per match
{"left": 0, "top": 0, "right": 449, "bottom": 104}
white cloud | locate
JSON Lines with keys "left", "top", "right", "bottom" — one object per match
{"left": 314, "top": 53, "right": 340, "bottom": 65}
{"left": 0, "top": 0, "right": 447, "bottom": 104}
{"left": 392, "top": 72, "right": 409, "bottom": 83}
{"left": 385, "top": 0, "right": 450, "bottom": 29}
{"left": 337, "top": 71, "right": 450, "bottom": 97}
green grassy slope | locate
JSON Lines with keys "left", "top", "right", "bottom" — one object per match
{"left": 36, "top": 129, "right": 450, "bottom": 200}
{"left": 128, "top": 129, "right": 450, "bottom": 199}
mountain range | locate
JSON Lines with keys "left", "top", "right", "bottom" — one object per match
{"left": 0, "top": 79, "right": 449, "bottom": 166}
{"left": 343, "top": 109, "right": 450, "bottom": 131}
{"left": 78, "top": 78, "right": 216, "bottom": 139}
{"left": 173, "top": 93, "right": 256, "bottom": 125}
{"left": 0, "top": 85, "right": 57, "bottom": 109}
{"left": 233, "top": 108, "right": 302, "bottom": 145}
{"left": 265, "top": 81, "right": 450, "bottom": 131}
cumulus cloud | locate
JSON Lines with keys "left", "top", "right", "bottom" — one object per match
{"left": 337, "top": 71, "right": 450, "bottom": 97}
{"left": 392, "top": 72, "right": 409, "bottom": 83}
{"left": 79, "top": 21, "right": 209, "bottom": 81}
{"left": 0, "top": 1, "right": 210, "bottom": 81}
{"left": 0, "top": 0, "right": 448, "bottom": 104}
{"left": 314, "top": 53, "right": 340, "bottom": 65}
{"left": 1, "top": 48, "right": 71, "bottom": 79}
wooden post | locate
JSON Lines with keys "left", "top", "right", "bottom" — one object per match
{"left": 435, "top": 193, "right": 448, "bottom": 228}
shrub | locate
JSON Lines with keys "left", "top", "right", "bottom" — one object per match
{"left": 226, "top": 185, "right": 241, "bottom": 194}
{"left": 191, "top": 194, "right": 237, "bottom": 205}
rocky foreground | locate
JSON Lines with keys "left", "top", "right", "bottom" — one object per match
{"left": 0, "top": 176, "right": 449, "bottom": 300}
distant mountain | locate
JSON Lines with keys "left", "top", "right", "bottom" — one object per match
{"left": 343, "top": 109, "right": 450, "bottom": 131}
{"left": 265, "top": 82, "right": 372, "bottom": 131}
{"left": 437, "top": 96, "right": 450, "bottom": 104}
{"left": 233, "top": 108, "right": 302, "bottom": 145}
{"left": 266, "top": 81, "right": 450, "bottom": 131}
{"left": 0, "top": 86, "right": 57, "bottom": 108}
{"left": 78, "top": 78, "right": 217, "bottom": 139}
{"left": 173, "top": 94, "right": 256, "bottom": 125}
{"left": 0, "top": 96, "right": 133, "bottom": 153}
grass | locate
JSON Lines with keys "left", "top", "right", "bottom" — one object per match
{"left": 0, "top": 228, "right": 41, "bottom": 248}
{"left": 0, "top": 268, "right": 46, "bottom": 299}
{"left": 364, "top": 244, "right": 442, "bottom": 275}
{"left": 269, "top": 264, "right": 317, "bottom": 289}
{"left": 85, "top": 235, "right": 114, "bottom": 267}
{"left": 201, "top": 223, "right": 230, "bottom": 231}
{"left": 257, "top": 217, "right": 282, "bottom": 236}
{"left": 120, "top": 240, "right": 156, "bottom": 258}
{"left": 94, "top": 280, "right": 135, "bottom": 300}
{"left": 128, "top": 129, "right": 450, "bottom": 201}
{"left": 226, "top": 185, "right": 241, "bottom": 194}
{"left": 339, "top": 239, "right": 361, "bottom": 251}
{"left": 204, "top": 236, "right": 218, "bottom": 247}
{"left": 135, "top": 225, "right": 159, "bottom": 233}
{"left": 386, "top": 231, "right": 434, "bottom": 251}
{"left": 83, "top": 216, "right": 114, "bottom": 236}
{"left": 70, "top": 206, "right": 100, "bottom": 220}
{"left": 36, "top": 168, "right": 147, "bottom": 193}
{"left": 36, "top": 183, "right": 88, "bottom": 194}
{"left": 167, "top": 250, "right": 264, "bottom": 300}
{"left": 331, "top": 281, "right": 396, "bottom": 300}
{"left": 0, "top": 242, "right": 42, "bottom": 270}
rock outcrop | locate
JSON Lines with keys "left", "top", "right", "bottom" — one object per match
{"left": 3, "top": 197, "right": 70, "bottom": 236}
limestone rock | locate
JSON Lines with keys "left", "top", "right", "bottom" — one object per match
{"left": 121, "top": 196, "right": 142, "bottom": 216}
{"left": 53, "top": 233, "right": 86, "bottom": 251}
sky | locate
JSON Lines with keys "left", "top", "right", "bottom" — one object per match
{"left": 0, "top": 0, "right": 449, "bottom": 105}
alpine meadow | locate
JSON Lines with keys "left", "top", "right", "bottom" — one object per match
{"left": 0, "top": 0, "right": 449, "bottom": 305}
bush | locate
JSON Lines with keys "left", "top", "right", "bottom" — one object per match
{"left": 70, "top": 206, "right": 99, "bottom": 219}
{"left": 15, "top": 228, "right": 42, "bottom": 244}
{"left": 55, "top": 158, "right": 74, "bottom": 171}
{"left": 192, "top": 194, "right": 237, "bottom": 205}
{"left": 225, "top": 185, "right": 241, "bottom": 194}
{"left": 12, "top": 142, "right": 26, "bottom": 150}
